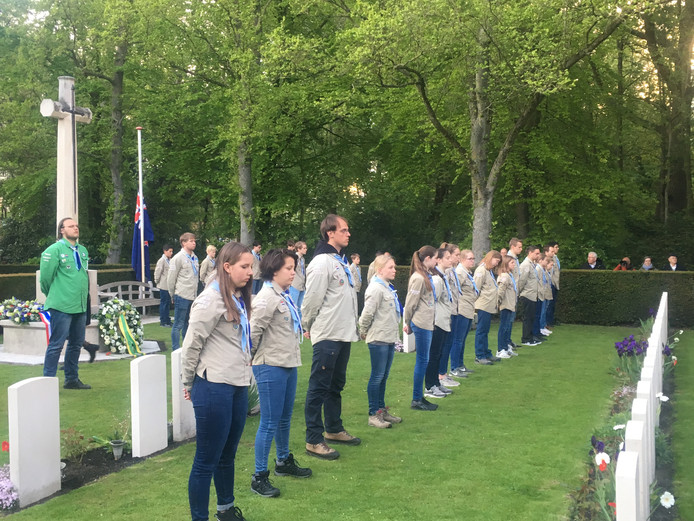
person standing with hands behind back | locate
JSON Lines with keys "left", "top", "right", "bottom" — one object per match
{"left": 302, "top": 214, "right": 360, "bottom": 461}
{"left": 40, "top": 217, "right": 91, "bottom": 389}
{"left": 181, "top": 241, "right": 254, "bottom": 521}
{"left": 154, "top": 244, "right": 174, "bottom": 327}
{"left": 168, "top": 232, "right": 199, "bottom": 351}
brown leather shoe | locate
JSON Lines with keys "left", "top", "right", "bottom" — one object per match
{"left": 324, "top": 430, "right": 361, "bottom": 445}
{"left": 382, "top": 407, "right": 402, "bottom": 424}
{"left": 305, "top": 442, "right": 340, "bottom": 460}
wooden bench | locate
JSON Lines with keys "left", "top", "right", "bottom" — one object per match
{"left": 97, "top": 281, "right": 161, "bottom": 316}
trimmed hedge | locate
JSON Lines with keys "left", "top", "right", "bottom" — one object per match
{"left": 557, "top": 270, "right": 693, "bottom": 327}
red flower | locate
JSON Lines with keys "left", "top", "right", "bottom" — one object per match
{"left": 673, "top": 360, "right": 678, "bottom": 366}
{"left": 599, "top": 461, "right": 607, "bottom": 472}
{"left": 1, "top": 441, "right": 9, "bottom": 451}
{"left": 608, "top": 502, "right": 616, "bottom": 515}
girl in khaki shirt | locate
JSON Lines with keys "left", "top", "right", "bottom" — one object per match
{"left": 496, "top": 255, "right": 518, "bottom": 359}
{"left": 250, "top": 249, "right": 312, "bottom": 498}
{"left": 403, "top": 245, "right": 438, "bottom": 411}
{"left": 473, "top": 250, "right": 502, "bottom": 364}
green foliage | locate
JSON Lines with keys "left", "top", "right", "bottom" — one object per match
{"left": 557, "top": 271, "right": 694, "bottom": 327}
{"left": 60, "top": 427, "right": 91, "bottom": 464}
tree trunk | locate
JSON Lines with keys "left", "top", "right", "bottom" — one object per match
{"left": 105, "top": 42, "right": 127, "bottom": 263}
{"left": 238, "top": 139, "right": 254, "bottom": 246}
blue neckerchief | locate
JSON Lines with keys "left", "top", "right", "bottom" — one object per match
{"left": 509, "top": 273, "right": 518, "bottom": 294}
{"left": 465, "top": 270, "right": 479, "bottom": 296}
{"left": 351, "top": 263, "right": 362, "bottom": 282}
{"left": 253, "top": 251, "right": 261, "bottom": 261}
{"left": 555, "top": 257, "right": 560, "bottom": 270}
{"left": 435, "top": 266, "right": 452, "bottom": 302}
{"left": 210, "top": 280, "right": 251, "bottom": 353}
{"left": 426, "top": 272, "right": 437, "bottom": 301}
{"left": 489, "top": 269, "right": 498, "bottom": 288}
{"left": 542, "top": 269, "right": 548, "bottom": 284}
{"left": 300, "top": 256, "right": 305, "bottom": 276}
{"left": 450, "top": 267, "right": 462, "bottom": 295}
{"left": 373, "top": 276, "right": 403, "bottom": 318}
{"left": 263, "top": 281, "right": 302, "bottom": 335}
{"left": 210, "top": 258, "right": 216, "bottom": 268}
{"left": 186, "top": 252, "right": 198, "bottom": 276}
{"left": 533, "top": 262, "right": 541, "bottom": 282}
{"left": 71, "top": 246, "right": 82, "bottom": 270}
{"left": 333, "top": 254, "right": 354, "bottom": 287}
{"left": 163, "top": 254, "right": 170, "bottom": 266}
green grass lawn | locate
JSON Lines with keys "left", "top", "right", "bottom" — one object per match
{"left": 0, "top": 322, "right": 686, "bottom": 520}
{"left": 673, "top": 332, "right": 694, "bottom": 519}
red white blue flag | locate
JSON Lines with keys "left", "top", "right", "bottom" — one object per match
{"left": 131, "top": 193, "right": 154, "bottom": 281}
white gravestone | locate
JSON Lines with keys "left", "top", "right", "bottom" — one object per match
{"left": 636, "top": 380, "right": 656, "bottom": 481}
{"left": 131, "top": 355, "right": 168, "bottom": 457}
{"left": 171, "top": 349, "right": 196, "bottom": 441}
{"left": 8, "top": 377, "right": 61, "bottom": 507}
{"left": 625, "top": 420, "right": 649, "bottom": 519}
{"left": 616, "top": 451, "right": 641, "bottom": 521}
{"left": 631, "top": 398, "right": 654, "bottom": 485}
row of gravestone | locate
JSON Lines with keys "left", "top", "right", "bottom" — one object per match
{"left": 615, "top": 292, "right": 667, "bottom": 521}
{"left": 7, "top": 350, "right": 195, "bottom": 507}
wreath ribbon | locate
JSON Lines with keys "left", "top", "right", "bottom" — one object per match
{"left": 118, "top": 312, "right": 143, "bottom": 357}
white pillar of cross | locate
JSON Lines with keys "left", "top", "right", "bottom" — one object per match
{"left": 40, "top": 76, "right": 92, "bottom": 231}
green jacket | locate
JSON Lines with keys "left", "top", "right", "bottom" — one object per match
{"left": 40, "top": 239, "right": 89, "bottom": 314}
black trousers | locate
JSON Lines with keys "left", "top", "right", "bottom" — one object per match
{"left": 519, "top": 297, "right": 537, "bottom": 343}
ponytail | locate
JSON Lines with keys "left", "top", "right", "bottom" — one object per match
{"left": 410, "top": 245, "right": 437, "bottom": 291}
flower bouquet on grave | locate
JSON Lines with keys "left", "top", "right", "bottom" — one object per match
{"left": 97, "top": 298, "right": 144, "bottom": 355}
{"left": 0, "top": 298, "right": 44, "bottom": 324}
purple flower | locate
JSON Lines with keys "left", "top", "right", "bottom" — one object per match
{"left": 649, "top": 308, "right": 655, "bottom": 317}
{"left": 663, "top": 344, "right": 671, "bottom": 356}
{"left": 591, "top": 436, "right": 597, "bottom": 448}
{"left": 597, "top": 440, "right": 605, "bottom": 453}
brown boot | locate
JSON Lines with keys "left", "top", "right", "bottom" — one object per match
{"left": 382, "top": 406, "right": 402, "bottom": 424}
{"left": 305, "top": 442, "right": 339, "bottom": 460}
{"left": 324, "top": 430, "right": 362, "bottom": 445}
{"left": 368, "top": 411, "right": 392, "bottom": 429}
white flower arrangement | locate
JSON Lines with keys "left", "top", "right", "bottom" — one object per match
{"left": 97, "top": 298, "right": 143, "bottom": 354}
{"left": 660, "top": 491, "right": 675, "bottom": 509}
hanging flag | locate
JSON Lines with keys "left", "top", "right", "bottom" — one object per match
{"left": 131, "top": 192, "right": 154, "bottom": 281}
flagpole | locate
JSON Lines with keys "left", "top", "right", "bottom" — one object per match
{"left": 136, "top": 126, "right": 145, "bottom": 282}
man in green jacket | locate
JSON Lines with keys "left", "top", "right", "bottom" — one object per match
{"left": 40, "top": 217, "right": 91, "bottom": 389}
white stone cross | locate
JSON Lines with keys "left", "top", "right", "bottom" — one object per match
{"left": 40, "top": 76, "right": 92, "bottom": 231}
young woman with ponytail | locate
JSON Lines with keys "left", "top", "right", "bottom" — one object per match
{"left": 473, "top": 250, "right": 502, "bottom": 365}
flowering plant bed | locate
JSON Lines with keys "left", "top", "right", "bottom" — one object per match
{"left": 97, "top": 298, "right": 144, "bottom": 354}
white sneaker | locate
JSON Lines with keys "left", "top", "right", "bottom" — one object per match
{"left": 440, "top": 375, "right": 460, "bottom": 387}
{"left": 507, "top": 347, "right": 519, "bottom": 357}
{"left": 424, "top": 386, "right": 446, "bottom": 398}
{"left": 541, "top": 328, "right": 553, "bottom": 335}
{"left": 495, "top": 350, "right": 512, "bottom": 359}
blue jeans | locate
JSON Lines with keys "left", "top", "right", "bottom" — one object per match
{"left": 288, "top": 287, "right": 304, "bottom": 319}
{"left": 411, "top": 324, "right": 433, "bottom": 401}
{"left": 498, "top": 309, "right": 514, "bottom": 351}
{"left": 305, "top": 340, "right": 351, "bottom": 444}
{"left": 540, "top": 299, "right": 550, "bottom": 329}
{"left": 43, "top": 309, "right": 86, "bottom": 382}
{"left": 367, "top": 343, "right": 395, "bottom": 415}
{"left": 159, "top": 289, "right": 172, "bottom": 325}
{"left": 252, "top": 279, "right": 263, "bottom": 295}
{"left": 474, "top": 310, "right": 493, "bottom": 359}
{"left": 253, "top": 365, "right": 297, "bottom": 472}
{"left": 172, "top": 295, "right": 193, "bottom": 350}
{"left": 426, "top": 327, "right": 448, "bottom": 389}
{"left": 450, "top": 316, "right": 472, "bottom": 371}
{"left": 440, "top": 315, "right": 461, "bottom": 374}
{"left": 189, "top": 376, "right": 248, "bottom": 521}
{"left": 533, "top": 299, "right": 543, "bottom": 336}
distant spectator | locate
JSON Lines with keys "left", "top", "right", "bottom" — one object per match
{"left": 350, "top": 253, "right": 363, "bottom": 293}
{"left": 580, "top": 252, "right": 605, "bottom": 270}
{"left": 199, "top": 244, "right": 217, "bottom": 287}
{"left": 499, "top": 247, "right": 508, "bottom": 256}
{"left": 639, "top": 256, "right": 657, "bottom": 272}
{"left": 251, "top": 242, "right": 263, "bottom": 294}
{"left": 613, "top": 257, "right": 633, "bottom": 271}
{"left": 663, "top": 254, "right": 686, "bottom": 271}
{"left": 287, "top": 240, "right": 296, "bottom": 251}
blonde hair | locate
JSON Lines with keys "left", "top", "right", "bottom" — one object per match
{"left": 373, "top": 254, "right": 393, "bottom": 274}
{"left": 206, "top": 244, "right": 217, "bottom": 254}
{"left": 480, "top": 250, "right": 502, "bottom": 270}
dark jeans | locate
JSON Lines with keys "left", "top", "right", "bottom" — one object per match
{"left": 411, "top": 324, "right": 433, "bottom": 401}
{"left": 497, "top": 309, "right": 514, "bottom": 351}
{"left": 367, "top": 343, "right": 395, "bottom": 415}
{"left": 172, "top": 295, "right": 193, "bottom": 351}
{"left": 189, "top": 376, "right": 248, "bottom": 521}
{"left": 519, "top": 297, "right": 536, "bottom": 343}
{"left": 474, "top": 310, "right": 493, "bottom": 359}
{"left": 43, "top": 309, "right": 87, "bottom": 382}
{"left": 253, "top": 365, "right": 297, "bottom": 472}
{"left": 426, "top": 327, "right": 448, "bottom": 389}
{"left": 252, "top": 279, "right": 263, "bottom": 295}
{"left": 450, "top": 316, "right": 472, "bottom": 371}
{"left": 159, "top": 289, "right": 172, "bottom": 325}
{"left": 305, "top": 340, "right": 351, "bottom": 444}
{"left": 533, "top": 299, "right": 544, "bottom": 336}
{"left": 547, "top": 286, "right": 558, "bottom": 325}
{"left": 438, "top": 315, "right": 461, "bottom": 375}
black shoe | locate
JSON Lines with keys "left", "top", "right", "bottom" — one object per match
{"left": 533, "top": 337, "right": 545, "bottom": 343}
{"left": 251, "top": 470, "right": 280, "bottom": 498}
{"left": 64, "top": 379, "right": 91, "bottom": 390}
{"left": 83, "top": 342, "right": 99, "bottom": 363}
{"left": 489, "top": 356, "right": 502, "bottom": 362}
{"left": 474, "top": 358, "right": 494, "bottom": 365}
{"left": 411, "top": 399, "right": 438, "bottom": 411}
{"left": 215, "top": 506, "right": 246, "bottom": 521}
{"left": 460, "top": 365, "right": 475, "bottom": 374}
{"left": 275, "top": 453, "right": 312, "bottom": 478}
{"left": 510, "top": 341, "right": 519, "bottom": 348}
{"left": 161, "top": 323, "right": 173, "bottom": 328}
